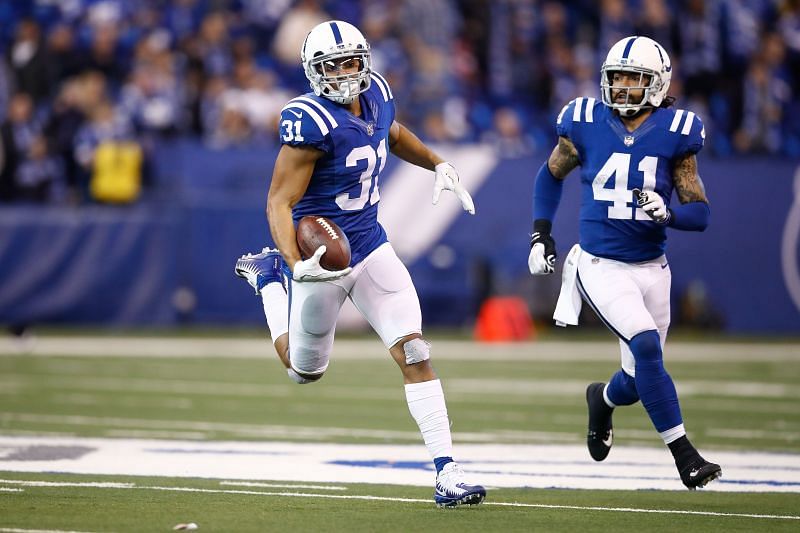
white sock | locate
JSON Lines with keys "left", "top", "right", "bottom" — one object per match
{"left": 660, "top": 423, "right": 686, "bottom": 444}
{"left": 260, "top": 283, "right": 288, "bottom": 343}
{"left": 405, "top": 379, "right": 453, "bottom": 460}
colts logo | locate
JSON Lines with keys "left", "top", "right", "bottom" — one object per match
{"left": 783, "top": 165, "right": 800, "bottom": 314}
{"left": 624, "top": 135, "right": 635, "bottom": 147}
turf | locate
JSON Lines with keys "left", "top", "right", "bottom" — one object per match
{"left": 1, "top": 335, "right": 799, "bottom": 532}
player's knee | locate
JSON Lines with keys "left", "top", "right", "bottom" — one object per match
{"left": 629, "top": 330, "right": 662, "bottom": 363}
{"left": 287, "top": 367, "right": 324, "bottom": 384}
{"left": 402, "top": 337, "right": 431, "bottom": 365}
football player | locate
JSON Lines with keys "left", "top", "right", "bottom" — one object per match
{"left": 234, "top": 21, "right": 484, "bottom": 507}
{"left": 529, "top": 36, "right": 722, "bottom": 489}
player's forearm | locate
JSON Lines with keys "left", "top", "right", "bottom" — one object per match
{"left": 389, "top": 123, "right": 442, "bottom": 170}
{"left": 532, "top": 162, "right": 564, "bottom": 224}
{"left": 266, "top": 201, "right": 303, "bottom": 270}
{"left": 667, "top": 201, "right": 710, "bottom": 231}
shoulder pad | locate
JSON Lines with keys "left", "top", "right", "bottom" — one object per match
{"left": 279, "top": 96, "right": 339, "bottom": 150}
{"left": 668, "top": 109, "right": 705, "bottom": 156}
{"left": 556, "top": 97, "right": 598, "bottom": 139}
{"left": 370, "top": 71, "right": 394, "bottom": 102}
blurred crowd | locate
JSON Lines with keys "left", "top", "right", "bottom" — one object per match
{"left": 0, "top": 0, "right": 798, "bottom": 204}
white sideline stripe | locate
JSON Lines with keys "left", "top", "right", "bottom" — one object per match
{"left": 2, "top": 480, "right": 798, "bottom": 521}
{"left": 486, "top": 502, "right": 800, "bottom": 520}
{"left": 220, "top": 481, "right": 346, "bottom": 491}
{"left": 281, "top": 102, "right": 330, "bottom": 135}
{"left": 0, "top": 529, "right": 99, "bottom": 533}
{"left": 0, "top": 488, "right": 23, "bottom": 492}
{"left": 2, "top": 338, "right": 799, "bottom": 362}
{"left": 0, "top": 479, "right": 135, "bottom": 488}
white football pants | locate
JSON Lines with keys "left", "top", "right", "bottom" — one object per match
{"left": 576, "top": 247, "right": 671, "bottom": 376}
{"left": 287, "top": 242, "right": 422, "bottom": 376}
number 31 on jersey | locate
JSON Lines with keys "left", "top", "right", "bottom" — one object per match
{"left": 592, "top": 152, "right": 657, "bottom": 220}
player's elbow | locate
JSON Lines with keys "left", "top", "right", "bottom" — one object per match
{"left": 694, "top": 202, "right": 710, "bottom": 231}
{"left": 266, "top": 194, "right": 291, "bottom": 220}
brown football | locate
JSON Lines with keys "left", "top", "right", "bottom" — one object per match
{"left": 296, "top": 215, "right": 351, "bottom": 270}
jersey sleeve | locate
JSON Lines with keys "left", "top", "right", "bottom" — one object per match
{"left": 278, "top": 98, "right": 335, "bottom": 153}
{"left": 671, "top": 110, "right": 705, "bottom": 157}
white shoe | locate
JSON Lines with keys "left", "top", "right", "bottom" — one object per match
{"left": 434, "top": 462, "right": 486, "bottom": 508}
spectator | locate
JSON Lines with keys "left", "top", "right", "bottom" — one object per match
{"left": 13, "top": 134, "right": 64, "bottom": 203}
{"left": 73, "top": 98, "right": 141, "bottom": 203}
{"left": 734, "top": 33, "right": 792, "bottom": 153}
{"left": 6, "top": 18, "right": 51, "bottom": 104}
{"left": 271, "top": 0, "right": 329, "bottom": 67}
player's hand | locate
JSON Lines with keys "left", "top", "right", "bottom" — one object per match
{"left": 433, "top": 162, "right": 475, "bottom": 215}
{"left": 292, "top": 245, "right": 352, "bottom": 282}
{"left": 529, "top": 221, "right": 557, "bottom": 275}
{"left": 633, "top": 188, "right": 671, "bottom": 224}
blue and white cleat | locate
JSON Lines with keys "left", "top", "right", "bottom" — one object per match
{"left": 234, "top": 247, "right": 287, "bottom": 294}
{"left": 434, "top": 462, "right": 486, "bottom": 508}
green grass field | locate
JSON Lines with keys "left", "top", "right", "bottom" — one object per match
{"left": 1, "top": 333, "right": 799, "bottom": 531}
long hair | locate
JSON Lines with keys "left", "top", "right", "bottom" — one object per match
{"left": 659, "top": 95, "right": 676, "bottom": 108}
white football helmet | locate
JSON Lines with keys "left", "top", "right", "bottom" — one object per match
{"left": 301, "top": 20, "right": 371, "bottom": 105}
{"left": 600, "top": 36, "right": 672, "bottom": 117}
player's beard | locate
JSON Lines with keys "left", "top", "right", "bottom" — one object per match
{"left": 614, "top": 89, "right": 644, "bottom": 105}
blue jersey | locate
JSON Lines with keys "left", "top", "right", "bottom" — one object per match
{"left": 278, "top": 72, "right": 396, "bottom": 266}
{"left": 556, "top": 97, "right": 705, "bottom": 262}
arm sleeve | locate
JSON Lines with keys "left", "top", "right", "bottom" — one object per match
{"left": 532, "top": 162, "right": 564, "bottom": 222}
{"left": 667, "top": 201, "right": 710, "bottom": 231}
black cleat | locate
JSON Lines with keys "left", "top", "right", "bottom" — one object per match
{"left": 586, "top": 382, "right": 614, "bottom": 461}
{"left": 678, "top": 456, "right": 722, "bottom": 490}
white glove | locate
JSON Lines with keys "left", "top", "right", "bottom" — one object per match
{"left": 433, "top": 162, "right": 475, "bottom": 215}
{"left": 292, "top": 245, "right": 352, "bottom": 282}
{"left": 633, "top": 188, "right": 671, "bottom": 224}
{"left": 528, "top": 243, "right": 555, "bottom": 275}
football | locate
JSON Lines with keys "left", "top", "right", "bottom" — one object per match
{"left": 296, "top": 215, "right": 351, "bottom": 271}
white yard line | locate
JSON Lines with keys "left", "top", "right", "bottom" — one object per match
{"left": 0, "top": 529, "right": 101, "bottom": 533}
{"left": 1, "top": 337, "right": 798, "bottom": 362}
{"left": 0, "top": 479, "right": 798, "bottom": 521}
{"left": 219, "top": 481, "right": 347, "bottom": 490}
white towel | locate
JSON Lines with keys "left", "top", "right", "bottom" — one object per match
{"left": 553, "top": 244, "right": 582, "bottom": 327}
